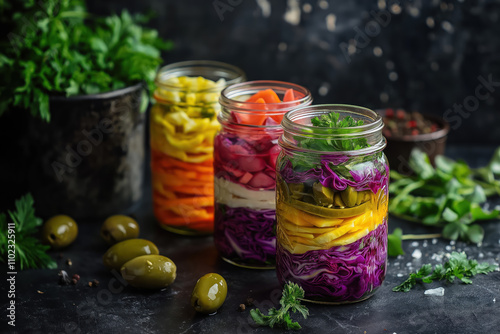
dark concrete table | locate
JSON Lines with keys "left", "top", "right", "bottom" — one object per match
{"left": 2, "top": 146, "right": 499, "bottom": 334}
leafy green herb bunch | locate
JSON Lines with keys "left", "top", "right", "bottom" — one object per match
{"left": 0, "top": 0, "right": 172, "bottom": 121}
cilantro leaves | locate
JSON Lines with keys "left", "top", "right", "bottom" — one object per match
{"left": 250, "top": 282, "right": 309, "bottom": 330}
{"left": 0, "top": 0, "right": 171, "bottom": 121}
{"left": 393, "top": 251, "right": 498, "bottom": 292}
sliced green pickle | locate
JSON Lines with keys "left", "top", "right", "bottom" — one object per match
{"left": 288, "top": 183, "right": 305, "bottom": 200}
{"left": 312, "top": 182, "right": 334, "bottom": 206}
{"left": 341, "top": 186, "right": 358, "bottom": 207}
{"left": 290, "top": 198, "right": 371, "bottom": 218}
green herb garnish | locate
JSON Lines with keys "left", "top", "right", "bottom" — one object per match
{"left": 250, "top": 282, "right": 309, "bottom": 330}
{"left": 389, "top": 148, "right": 500, "bottom": 243}
{"left": 0, "top": 194, "right": 56, "bottom": 270}
{"left": 301, "top": 112, "right": 369, "bottom": 152}
{"left": 0, "top": 0, "right": 172, "bottom": 121}
{"left": 393, "top": 251, "right": 498, "bottom": 292}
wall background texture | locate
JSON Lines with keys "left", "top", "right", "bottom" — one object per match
{"left": 82, "top": 0, "right": 500, "bottom": 144}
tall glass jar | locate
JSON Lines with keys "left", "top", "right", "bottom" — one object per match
{"left": 151, "top": 61, "right": 245, "bottom": 235}
{"left": 276, "top": 105, "right": 389, "bottom": 303}
{"left": 214, "top": 81, "right": 312, "bottom": 269}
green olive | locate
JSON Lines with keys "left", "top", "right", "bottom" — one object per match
{"left": 288, "top": 183, "right": 305, "bottom": 200}
{"left": 101, "top": 215, "right": 140, "bottom": 245}
{"left": 291, "top": 199, "right": 371, "bottom": 218}
{"left": 103, "top": 239, "right": 159, "bottom": 270}
{"left": 340, "top": 186, "right": 358, "bottom": 207}
{"left": 312, "top": 182, "right": 334, "bottom": 206}
{"left": 191, "top": 273, "right": 228, "bottom": 314}
{"left": 120, "top": 255, "right": 176, "bottom": 289}
{"left": 41, "top": 215, "right": 78, "bottom": 249}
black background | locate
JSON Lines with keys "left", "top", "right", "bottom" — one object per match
{"left": 87, "top": 0, "right": 500, "bottom": 144}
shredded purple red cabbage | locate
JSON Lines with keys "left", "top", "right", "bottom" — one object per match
{"left": 214, "top": 204, "right": 276, "bottom": 264}
{"left": 276, "top": 220, "right": 387, "bottom": 302}
{"left": 280, "top": 158, "right": 389, "bottom": 194}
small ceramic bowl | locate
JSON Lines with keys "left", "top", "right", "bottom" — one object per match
{"left": 378, "top": 109, "right": 450, "bottom": 175}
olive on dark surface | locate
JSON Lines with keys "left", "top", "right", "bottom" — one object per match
{"left": 101, "top": 215, "right": 140, "bottom": 245}
{"left": 103, "top": 239, "right": 159, "bottom": 270}
{"left": 41, "top": 215, "right": 78, "bottom": 249}
{"left": 120, "top": 255, "right": 176, "bottom": 289}
{"left": 191, "top": 273, "right": 228, "bottom": 314}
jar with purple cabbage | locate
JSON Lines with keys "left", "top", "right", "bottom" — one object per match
{"left": 214, "top": 81, "right": 312, "bottom": 269}
{"left": 276, "top": 105, "right": 389, "bottom": 303}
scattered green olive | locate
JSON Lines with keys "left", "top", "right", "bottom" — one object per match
{"left": 41, "top": 215, "right": 78, "bottom": 249}
{"left": 341, "top": 186, "right": 358, "bottom": 207}
{"left": 191, "top": 273, "right": 228, "bottom": 314}
{"left": 103, "top": 239, "right": 159, "bottom": 270}
{"left": 101, "top": 215, "right": 140, "bottom": 245}
{"left": 120, "top": 255, "right": 176, "bottom": 289}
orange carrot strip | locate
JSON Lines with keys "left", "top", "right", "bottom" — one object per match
{"left": 153, "top": 196, "right": 214, "bottom": 209}
{"left": 169, "top": 186, "right": 214, "bottom": 196}
{"left": 246, "top": 89, "right": 281, "bottom": 103}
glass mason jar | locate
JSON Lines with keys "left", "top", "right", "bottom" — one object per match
{"left": 276, "top": 105, "right": 389, "bottom": 303}
{"left": 214, "top": 81, "right": 312, "bottom": 269}
{"left": 151, "top": 61, "right": 245, "bottom": 235}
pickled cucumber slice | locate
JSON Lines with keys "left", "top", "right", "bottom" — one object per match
{"left": 340, "top": 186, "right": 358, "bottom": 207}
{"left": 290, "top": 199, "right": 371, "bottom": 219}
{"left": 312, "top": 182, "right": 334, "bottom": 206}
{"left": 288, "top": 183, "right": 305, "bottom": 200}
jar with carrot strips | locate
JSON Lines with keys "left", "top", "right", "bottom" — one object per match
{"left": 151, "top": 61, "right": 245, "bottom": 235}
{"left": 276, "top": 105, "right": 389, "bottom": 303}
{"left": 214, "top": 81, "right": 312, "bottom": 269}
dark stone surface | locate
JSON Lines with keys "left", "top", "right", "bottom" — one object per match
{"left": 1, "top": 145, "right": 499, "bottom": 334}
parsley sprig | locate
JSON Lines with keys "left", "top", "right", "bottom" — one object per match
{"left": 0, "top": 194, "right": 56, "bottom": 270}
{"left": 301, "top": 112, "right": 369, "bottom": 152}
{"left": 389, "top": 148, "right": 500, "bottom": 243}
{"left": 0, "top": 0, "right": 171, "bottom": 121}
{"left": 250, "top": 282, "right": 309, "bottom": 330}
{"left": 393, "top": 251, "right": 498, "bottom": 292}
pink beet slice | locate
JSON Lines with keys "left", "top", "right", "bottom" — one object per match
{"left": 268, "top": 145, "right": 281, "bottom": 170}
{"left": 238, "top": 172, "right": 253, "bottom": 184}
{"left": 237, "top": 156, "right": 266, "bottom": 172}
{"left": 248, "top": 172, "right": 275, "bottom": 188}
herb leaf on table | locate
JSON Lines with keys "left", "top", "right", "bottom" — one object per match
{"left": 0, "top": 194, "right": 56, "bottom": 270}
{"left": 250, "top": 282, "right": 309, "bottom": 330}
{"left": 393, "top": 251, "right": 498, "bottom": 292}
{"left": 389, "top": 148, "right": 500, "bottom": 243}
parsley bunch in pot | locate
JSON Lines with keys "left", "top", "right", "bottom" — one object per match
{"left": 0, "top": 0, "right": 172, "bottom": 219}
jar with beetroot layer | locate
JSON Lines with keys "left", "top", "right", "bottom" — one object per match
{"left": 214, "top": 81, "right": 312, "bottom": 269}
{"left": 151, "top": 61, "right": 245, "bottom": 235}
{"left": 276, "top": 105, "right": 389, "bottom": 303}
